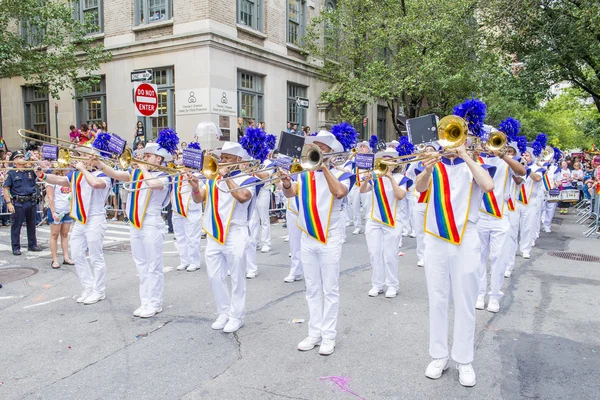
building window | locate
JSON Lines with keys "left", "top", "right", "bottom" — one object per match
{"left": 23, "top": 87, "right": 50, "bottom": 135}
{"left": 139, "top": 68, "right": 175, "bottom": 141}
{"left": 76, "top": 77, "right": 106, "bottom": 128}
{"left": 287, "top": 83, "right": 307, "bottom": 130}
{"left": 287, "top": 0, "right": 306, "bottom": 45}
{"left": 238, "top": 0, "right": 263, "bottom": 31}
{"left": 237, "top": 71, "right": 264, "bottom": 127}
{"left": 73, "top": 0, "right": 103, "bottom": 34}
{"left": 377, "top": 105, "right": 387, "bottom": 139}
{"left": 135, "top": 0, "right": 172, "bottom": 26}
{"left": 20, "top": 21, "right": 44, "bottom": 47}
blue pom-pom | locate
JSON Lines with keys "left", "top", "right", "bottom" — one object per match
{"left": 369, "top": 135, "right": 379, "bottom": 151}
{"left": 308, "top": 132, "right": 318, "bottom": 137}
{"left": 532, "top": 141, "right": 542, "bottom": 157}
{"left": 156, "top": 128, "right": 179, "bottom": 155}
{"left": 188, "top": 142, "right": 201, "bottom": 150}
{"left": 498, "top": 117, "right": 521, "bottom": 142}
{"left": 516, "top": 136, "right": 528, "bottom": 154}
{"left": 331, "top": 122, "right": 358, "bottom": 151}
{"left": 453, "top": 98, "right": 487, "bottom": 138}
{"left": 92, "top": 132, "right": 111, "bottom": 157}
{"left": 239, "top": 127, "right": 276, "bottom": 162}
{"left": 395, "top": 136, "right": 415, "bottom": 157}
{"left": 535, "top": 133, "right": 548, "bottom": 148}
{"left": 553, "top": 147, "right": 562, "bottom": 162}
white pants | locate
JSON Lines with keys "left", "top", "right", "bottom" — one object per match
{"left": 287, "top": 210, "right": 303, "bottom": 278}
{"left": 130, "top": 214, "right": 165, "bottom": 309}
{"left": 173, "top": 210, "right": 203, "bottom": 269}
{"left": 251, "top": 189, "right": 271, "bottom": 247}
{"left": 244, "top": 230, "right": 258, "bottom": 275}
{"left": 400, "top": 197, "right": 414, "bottom": 235}
{"left": 534, "top": 196, "right": 545, "bottom": 240}
{"left": 424, "top": 222, "right": 480, "bottom": 364}
{"left": 519, "top": 200, "right": 538, "bottom": 255}
{"left": 366, "top": 221, "right": 401, "bottom": 290}
{"left": 414, "top": 204, "right": 426, "bottom": 261}
{"left": 301, "top": 232, "right": 342, "bottom": 340}
{"left": 541, "top": 201, "right": 558, "bottom": 231}
{"left": 505, "top": 208, "right": 520, "bottom": 274}
{"left": 347, "top": 186, "right": 369, "bottom": 229}
{"left": 477, "top": 213, "right": 510, "bottom": 300}
{"left": 71, "top": 215, "right": 107, "bottom": 293}
{"left": 339, "top": 200, "right": 347, "bottom": 242}
{"left": 205, "top": 226, "right": 248, "bottom": 323}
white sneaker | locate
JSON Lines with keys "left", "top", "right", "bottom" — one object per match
{"left": 385, "top": 287, "right": 398, "bottom": 298}
{"left": 83, "top": 292, "right": 105, "bottom": 305}
{"left": 346, "top": 221, "right": 353, "bottom": 227}
{"left": 425, "top": 357, "right": 449, "bottom": 379}
{"left": 457, "top": 363, "right": 476, "bottom": 387}
{"left": 417, "top": 260, "right": 425, "bottom": 267}
{"left": 261, "top": 245, "right": 271, "bottom": 253}
{"left": 522, "top": 253, "right": 531, "bottom": 259}
{"left": 284, "top": 236, "right": 289, "bottom": 242}
{"left": 409, "top": 231, "right": 417, "bottom": 238}
{"left": 133, "top": 306, "right": 146, "bottom": 317}
{"left": 298, "top": 336, "right": 322, "bottom": 351}
{"left": 504, "top": 270, "right": 512, "bottom": 278}
{"left": 76, "top": 288, "right": 93, "bottom": 303}
{"left": 288, "top": 252, "right": 291, "bottom": 257}
{"left": 223, "top": 319, "right": 244, "bottom": 333}
{"left": 246, "top": 271, "right": 257, "bottom": 279}
{"left": 487, "top": 298, "right": 500, "bottom": 313}
{"left": 352, "top": 228, "right": 363, "bottom": 235}
{"left": 284, "top": 275, "right": 302, "bottom": 283}
{"left": 211, "top": 314, "right": 229, "bottom": 330}
{"left": 176, "top": 264, "right": 188, "bottom": 271}
{"left": 368, "top": 287, "right": 383, "bottom": 297}
{"left": 110, "top": 217, "right": 117, "bottom": 221}
{"left": 543, "top": 228, "right": 551, "bottom": 233}
{"left": 186, "top": 265, "right": 198, "bottom": 272}
{"left": 140, "top": 307, "right": 162, "bottom": 318}
{"left": 402, "top": 232, "right": 409, "bottom": 237}
{"left": 319, "top": 338, "right": 335, "bottom": 355}
{"left": 475, "top": 295, "right": 485, "bottom": 310}
{"left": 532, "top": 241, "right": 536, "bottom": 247}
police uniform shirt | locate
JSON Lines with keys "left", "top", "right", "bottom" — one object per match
{"left": 3, "top": 170, "right": 37, "bottom": 197}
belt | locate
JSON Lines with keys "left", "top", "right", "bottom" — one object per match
{"left": 13, "top": 195, "right": 34, "bottom": 203}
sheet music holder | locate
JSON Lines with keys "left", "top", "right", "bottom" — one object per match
{"left": 406, "top": 114, "right": 439, "bottom": 146}
{"left": 276, "top": 131, "right": 306, "bottom": 159}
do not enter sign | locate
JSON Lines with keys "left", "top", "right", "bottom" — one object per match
{"left": 134, "top": 82, "right": 158, "bottom": 117}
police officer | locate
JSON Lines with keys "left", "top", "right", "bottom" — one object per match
{"left": 2, "top": 150, "right": 42, "bottom": 255}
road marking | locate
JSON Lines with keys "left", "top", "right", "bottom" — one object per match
{"left": 23, "top": 296, "right": 69, "bottom": 309}
{"left": 0, "top": 295, "right": 25, "bottom": 300}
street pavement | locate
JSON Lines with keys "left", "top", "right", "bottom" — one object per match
{"left": 0, "top": 213, "right": 599, "bottom": 400}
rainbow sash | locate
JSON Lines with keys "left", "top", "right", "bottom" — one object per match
{"left": 482, "top": 190, "right": 502, "bottom": 218}
{"left": 171, "top": 174, "right": 191, "bottom": 218}
{"left": 127, "top": 169, "right": 152, "bottom": 229}
{"left": 477, "top": 156, "right": 507, "bottom": 219}
{"left": 517, "top": 183, "right": 529, "bottom": 205}
{"left": 298, "top": 171, "right": 328, "bottom": 243}
{"left": 287, "top": 196, "right": 300, "bottom": 215}
{"left": 371, "top": 177, "right": 395, "bottom": 227}
{"left": 542, "top": 173, "right": 551, "bottom": 191}
{"left": 69, "top": 171, "right": 91, "bottom": 224}
{"left": 417, "top": 190, "right": 429, "bottom": 203}
{"left": 596, "top": 184, "right": 600, "bottom": 195}
{"left": 424, "top": 162, "right": 472, "bottom": 245}
{"left": 507, "top": 197, "right": 516, "bottom": 212}
{"left": 202, "top": 177, "right": 236, "bottom": 245}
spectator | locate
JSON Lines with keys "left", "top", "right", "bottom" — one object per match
{"left": 291, "top": 124, "right": 298, "bottom": 133}
{"left": 107, "top": 179, "right": 119, "bottom": 221}
{"left": 259, "top": 121, "right": 266, "bottom": 130}
{"left": 180, "top": 142, "right": 188, "bottom": 149}
{"left": 134, "top": 121, "right": 145, "bottom": 147}
{"left": 558, "top": 160, "right": 573, "bottom": 215}
{"left": 302, "top": 126, "right": 311, "bottom": 136}
{"left": 46, "top": 170, "right": 74, "bottom": 269}
{"left": 69, "top": 125, "right": 80, "bottom": 144}
{"left": 147, "top": 139, "right": 154, "bottom": 143}
{"left": 237, "top": 117, "right": 244, "bottom": 139}
{"left": 101, "top": 121, "right": 108, "bottom": 133}
{"left": 0, "top": 171, "right": 9, "bottom": 226}
{"left": 248, "top": 119, "right": 256, "bottom": 128}
{"left": 79, "top": 123, "right": 93, "bottom": 145}
{"left": 133, "top": 141, "right": 145, "bottom": 157}
{"left": 287, "top": 122, "right": 292, "bottom": 133}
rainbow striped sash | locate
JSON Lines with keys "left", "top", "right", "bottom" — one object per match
{"left": 517, "top": 183, "right": 529, "bottom": 205}
{"left": 69, "top": 171, "right": 90, "bottom": 224}
{"left": 542, "top": 173, "right": 551, "bottom": 191}
{"left": 299, "top": 171, "right": 328, "bottom": 243}
{"left": 171, "top": 174, "right": 191, "bottom": 218}
{"left": 482, "top": 190, "right": 502, "bottom": 218}
{"left": 507, "top": 197, "right": 516, "bottom": 212}
{"left": 417, "top": 190, "right": 429, "bottom": 203}
{"left": 127, "top": 169, "right": 151, "bottom": 229}
{"left": 371, "top": 177, "right": 395, "bottom": 227}
{"left": 202, "top": 177, "right": 237, "bottom": 245}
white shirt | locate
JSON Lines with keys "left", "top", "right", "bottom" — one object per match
{"left": 48, "top": 183, "right": 71, "bottom": 214}
{"left": 146, "top": 172, "right": 170, "bottom": 215}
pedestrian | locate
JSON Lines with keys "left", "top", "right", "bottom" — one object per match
{"left": 45, "top": 169, "right": 74, "bottom": 269}
{"left": 79, "top": 123, "right": 93, "bottom": 145}
{"left": 259, "top": 121, "right": 266, "bottom": 130}
{"left": 2, "top": 150, "right": 42, "bottom": 255}
{"left": 302, "top": 126, "right": 310, "bottom": 136}
{"left": 69, "top": 125, "right": 80, "bottom": 144}
{"left": 237, "top": 117, "right": 245, "bottom": 139}
{"left": 134, "top": 121, "right": 145, "bottom": 147}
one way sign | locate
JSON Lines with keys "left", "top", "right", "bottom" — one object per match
{"left": 130, "top": 69, "right": 153, "bottom": 82}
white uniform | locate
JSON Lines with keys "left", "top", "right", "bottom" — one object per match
{"left": 364, "top": 174, "right": 409, "bottom": 291}
{"left": 504, "top": 174, "right": 521, "bottom": 275}
{"left": 295, "top": 169, "right": 352, "bottom": 340}
{"left": 68, "top": 170, "right": 112, "bottom": 295}
{"left": 477, "top": 155, "right": 512, "bottom": 301}
{"left": 400, "top": 163, "right": 417, "bottom": 236}
{"left": 286, "top": 196, "right": 303, "bottom": 279}
{"left": 171, "top": 175, "right": 203, "bottom": 270}
{"left": 517, "top": 164, "right": 546, "bottom": 256}
{"left": 250, "top": 160, "right": 273, "bottom": 250}
{"left": 541, "top": 164, "right": 559, "bottom": 232}
{"left": 127, "top": 170, "right": 170, "bottom": 311}
{"left": 422, "top": 157, "right": 492, "bottom": 364}
{"left": 203, "top": 173, "right": 254, "bottom": 324}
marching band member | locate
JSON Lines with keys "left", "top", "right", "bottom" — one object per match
{"left": 173, "top": 142, "right": 203, "bottom": 272}
{"left": 190, "top": 142, "right": 257, "bottom": 333}
{"left": 250, "top": 160, "right": 273, "bottom": 254}
{"left": 94, "top": 131, "right": 176, "bottom": 318}
{"left": 360, "top": 148, "right": 410, "bottom": 298}
{"left": 413, "top": 143, "right": 439, "bottom": 267}
{"left": 282, "top": 178, "right": 303, "bottom": 283}
{"left": 541, "top": 149, "right": 561, "bottom": 233}
{"left": 532, "top": 134, "right": 549, "bottom": 246}
{"left": 476, "top": 122, "right": 527, "bottom": 313}
{"left": 345, "top": 141, "right": 370, "bottom": 235}
{"left": 281, "top": 128, "right": 356, "bottom": 356}
{"left": 37, "top": 145, "right": 111, "bottom": 305}
{"left": 418, "top": 100, "right": 495, "bottom": 387}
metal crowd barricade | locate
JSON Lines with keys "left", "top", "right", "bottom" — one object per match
{"left": 581, "top": 191, "right": 599, "bottom": 237}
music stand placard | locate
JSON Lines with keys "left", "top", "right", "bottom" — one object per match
{"left": 182, "top": 148, "right": 204, "bottom": 170}
{"left": 108, "top": 134, "right": 127, "bottom": 155}
{"left": 42, "top": 144, "right": 59, "bottom": 160}
{"left": 406, "top": 114, "right": 439, "bottom": 146}
{"left": 277, "top": 131, "right": 305, "bottom": 159}
{"left": 355, "top": 153, "right": 374, "bottom": 170}
{"left": 272, "top": 155, "right": 293, "bottom": 171}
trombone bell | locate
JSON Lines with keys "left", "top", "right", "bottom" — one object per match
{"left": 484, "top": 131, "right": 507, "bottom": 153}
{"left": 438, "top": 115, "right": 468, "bottom": 149}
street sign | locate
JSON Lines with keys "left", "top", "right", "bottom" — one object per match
{"left": 296, "top": 96, "right": 309, "bottom": 109}
{"left": 130, "top": 69, "right": 153, "bottom": 82}
{"left": 134, "top": 82, "right": 158, "bottom": 117}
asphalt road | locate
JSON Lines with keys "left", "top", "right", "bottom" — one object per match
{"left": 0, "top": 212, "right": 599, "bottom": 400}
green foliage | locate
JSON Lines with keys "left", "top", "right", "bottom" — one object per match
{"left": 0, "top": 0, "right": 111, "bottom": 98}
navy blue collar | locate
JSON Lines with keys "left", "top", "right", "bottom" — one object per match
{"left": 480, "top": 153, "right": 496, "bottom": 159}
{"left": 441, "top": 157, "right": 465, "bottom": 166}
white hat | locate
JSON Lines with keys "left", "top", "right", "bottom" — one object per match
{"left": 220, "top": 141, "right": 250, "bottom": 161}
{"left": 356, "top": 141, "right": 370, "bottom": 149}
{"left": 507, "top": 141, "right": 521, "bottom": 159}
{"left": 305, "top": 130, "right": 343, "bottom": 152}
{"left": 386, "top": 140, "right": 399, "bottom": 148}
{"left": 137, "top": 142, "right": 173, "bottom": 162}
{"left": 525, "top": 147, "right": 534, "bottom": 158}
{"left": 375, "top": 149, "right": 398, "bottom": 159}
{"left": 331, "top": 140, "right": 344, "bottom": 153}
{"left": 73, "top": 146, "right": 99, "bottom": 156}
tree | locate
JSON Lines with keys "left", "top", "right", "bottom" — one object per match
{"left": 0, "top": 0, "right": 111, "bottom": 98}
{"left": 481, "top": 0, "right": 600, "bottom": 113}
{"left": 303, "top": 0, "right": 500, "bottom": 135}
